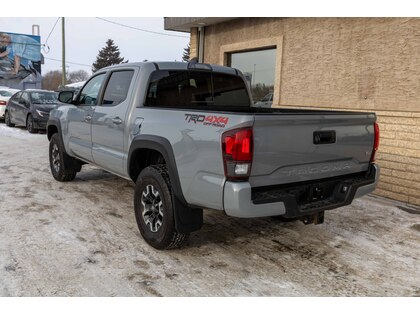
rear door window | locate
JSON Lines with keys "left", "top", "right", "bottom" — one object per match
{"left": 102, "top": 70, "right": 134, "bottom": 106}
{"left": 21, "top": 92, "right": 30, "bottom": 106}
{"left": 11, "top": 92, "right": 22, "bottom": 103}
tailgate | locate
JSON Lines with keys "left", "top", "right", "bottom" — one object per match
{"left": 250, "top": 112, "right": 376, "bottom": 187}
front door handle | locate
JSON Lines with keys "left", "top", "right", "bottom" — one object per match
{"left": 112, "top": 117, "right": 123, "bottom": 125}
{"left": 84, "top": 115, "right": 92, "bottom": 122}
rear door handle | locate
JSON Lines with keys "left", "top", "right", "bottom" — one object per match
{"left": 84, "top": 115, "right": 92, "bottom": 122}
{"left": 112, "top": 117, "right": 123, "bottom": 125}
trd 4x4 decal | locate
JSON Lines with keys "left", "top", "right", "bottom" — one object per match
{"left": 185, "top": 114, "right": 229, "bottom": 128}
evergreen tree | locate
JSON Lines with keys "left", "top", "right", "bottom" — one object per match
{"left": 92, "top": 39, "right": 126, "bottom": 72}
{"left": 182, "top": 43, "right": 190, "bottom": 62}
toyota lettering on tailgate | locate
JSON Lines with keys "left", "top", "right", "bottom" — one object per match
{"left": 185, "top": 113, "right": 229, "bottom": 128}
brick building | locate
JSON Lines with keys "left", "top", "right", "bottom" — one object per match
{"left": 164, "top": 17, "right": 420, "bottom": 206}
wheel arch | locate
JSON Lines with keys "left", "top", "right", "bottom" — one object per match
{"left": 26, "top": 112, "right": 34, "bottom": 127}
{"left": 128, "top": 135, "right": 185, "bottom": 203}
{"left": 128, "top": 135, "right": 203, "bottom": 233}
{"left": 47, "top": 118, "right": 62, "bottom": 141}
{"left": 4, "top": 108, "right": 11, "bottom": 120}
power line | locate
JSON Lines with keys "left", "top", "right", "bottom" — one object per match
{"left": 95, "top": 17, "right": 190, "bottom": 39}
{"left": 44, "top": 17, "right": 60, "bottom": 47}
{"left": 44, "top": 57, "right": 91, "bottom": 68}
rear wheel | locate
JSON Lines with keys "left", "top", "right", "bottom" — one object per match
{"left": 134, "top": 165, "right": 189, "bottom": 249}
{"left": 49, "top": 133, "right": 78, "bottom": 182}
{"left": 5, "top": 111, "right": 14, "bottom": 127}
{"left": 27, "top": 114, "right": 38, "bottom": 133}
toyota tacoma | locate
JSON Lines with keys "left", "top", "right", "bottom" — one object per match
{"left": 47, "top": 61, "right": 380, "bottom": 249}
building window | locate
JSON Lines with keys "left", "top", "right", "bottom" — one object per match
{"left": 228, "top": 48, "right": 276, "bottom": 106}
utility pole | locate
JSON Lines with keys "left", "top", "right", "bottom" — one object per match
{"left": 253, "top": 64, "right": 256, "bottom": 86}
{"left": 61, "top": 17, "right": 66, "bottom": 87}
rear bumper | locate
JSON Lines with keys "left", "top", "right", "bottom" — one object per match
{"left": 224, "top": 181, "right": 287, "bottom": 218}
{"left": 223, "top": 164, "right": 379, "bottom": 218}
{"left": 353, "top": 165, "right": 380, "bottom": 199}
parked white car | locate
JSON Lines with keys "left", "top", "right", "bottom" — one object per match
{"left": 254, "top": 92, "right": 273, "bottom": 108}
{"left": 0, "top": 88, "right": 19, "bottom": 119}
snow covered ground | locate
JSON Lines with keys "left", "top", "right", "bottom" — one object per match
{"left": 0, "top": 124, "right": 40, "bottom": 139}
{"left": 0, "top": 124, "right": 419, "bottom": 296}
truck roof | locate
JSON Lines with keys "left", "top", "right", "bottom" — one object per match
{"left": 102, "top": 61, "right": 239, "bottom": 76}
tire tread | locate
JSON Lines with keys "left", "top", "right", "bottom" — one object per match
{"left": 5, "top": 111, "right": 14, "bottom": 127}
{"left": 135, "top": 165, "right": 189, "bottom": 250}
{"left": 49, "top": 133, "right": 78, "bottom": 182}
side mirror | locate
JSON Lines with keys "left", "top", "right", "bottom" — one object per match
{"left": 58, "top": 91, "right": 74, "bottom": 104}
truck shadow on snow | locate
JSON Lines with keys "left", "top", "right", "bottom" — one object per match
{"left": 70, "top": 166, "right": 308, "bottom": 248}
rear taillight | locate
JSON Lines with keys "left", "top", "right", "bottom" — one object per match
{"left": 222, "top": 127, "right": 253, "bottom": 181}
{"left": 0, "top": 101, "right": 6, "bottom": 106}
{"left": 370, "top": 122, "right": 380, "bottom": 162}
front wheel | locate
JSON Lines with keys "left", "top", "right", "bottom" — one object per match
{"left": 134, "top": 165, "right": 189, "bottom": 250}
{"left": 49, "top": 133, "right": 77, "bottom": 182}
{"left": 27, "top": 115, "right": 38, "bottom": 133}
{"left": 5, "top": 111, "right": 14, "bottom": 127}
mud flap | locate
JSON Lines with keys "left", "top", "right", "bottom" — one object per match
{"left": 173, "top": 197, "right": 203, "bottom": 233}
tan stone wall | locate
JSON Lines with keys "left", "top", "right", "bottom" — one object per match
{"left": 190, "top": 27, "right": 198, "bottom": 60}
{"left": 201, "top": 17, "right": 420, "bottom": 206}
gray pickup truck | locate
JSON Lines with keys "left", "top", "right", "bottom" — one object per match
{"left": 47, "top": 61, "right": 380, "bottom": 249}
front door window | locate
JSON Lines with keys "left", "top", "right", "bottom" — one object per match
{"left": 78, "top": 73, "right": 106, "bottom": 105}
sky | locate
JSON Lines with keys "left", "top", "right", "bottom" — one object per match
{"left": 0, "top": 1, "right": 417, "bottom": 78}
{"left": 0, "top": 17, "right": 189, "bottom": 75}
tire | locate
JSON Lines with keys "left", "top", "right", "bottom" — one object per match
{"left": 5, "top": 111, "right": 14, "bottom": 127}
{"left": 49, "top": 133, "right": 78, "bottom": 182}
{"left": 27, "top": 115, "right": 38, "bottom": 133}
{"left": 134, "top": 165, "right": 189, "bottom": 250}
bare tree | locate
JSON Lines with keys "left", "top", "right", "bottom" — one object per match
{"left": 42, "top": 70, "right": 63, "bottom": 91}
{"left": 68, "top": 70, "right": 89, "bottom": 83}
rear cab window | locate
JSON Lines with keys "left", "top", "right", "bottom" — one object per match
{"left": 145, "top": 70, "right": 250, "bottom": 109}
